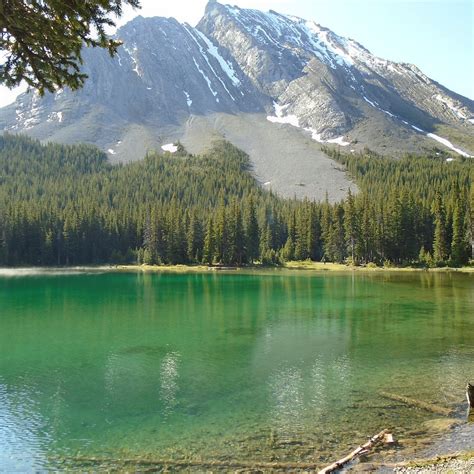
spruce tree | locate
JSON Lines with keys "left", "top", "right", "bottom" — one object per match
{"left": 203, "top": 216, "right": 215, "bottom": 265}
{"left": 1, "top": 0, "right": 141, "bottom": 93}
{"left": 433, "top": 193, "right": 448, "bottom": 265}
{"left": 229, "top": 201, "right": 246, "bottom": 265}
{"left": 329, "top": 205, "right": 346, "bottom": 263}
{"left": 186, "top": 211, "right": 203, "bottom": 263}
{"left": 344, "top": 190, "right": 359, "bottom": 264}
{"left": 450, "top": 199, "right": 468, "bottom": 266}
{"left": 244, "top": 197, "right": 259, "bottom": 263}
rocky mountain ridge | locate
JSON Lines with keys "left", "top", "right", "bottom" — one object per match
{"left": 1, "top": 1, "right": 473, "bottom": 200}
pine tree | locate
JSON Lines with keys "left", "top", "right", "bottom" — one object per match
{"left": 281, "top": 236, "right": 295, "bottom": 261}
{"left": 43, "top": 229, "right": 54, "bottom": 265}
{"left": 0, "top": 216, "right": 7, "bottom": 265}
{"left": 203, "top": 216, "right": 215, "bottom": 265}
{"left": 244, "top": 197, "right": 259, "bottom": 263}
{"left": 259, "top": 223, "right": 273, "bottom": 263}
{"left": 186, "top": 210, "right": 203, "bottom": 263}
{"left": 229, "top": 201, "right": 246, "bottom": 265}
{"left": 450, "top": 199, "right": 469, "bottom": 266}
{"left": 328, "top": 204, "right": 346, "bottom": 263}
{"left": 1, "top": 0, "right": 140, "bottom": 93}
{"left": 320, "top": 193, "right": 332, "bottom": 261}
{"left": 418, "top": 246, "right": 433, "bottom": 267}
{"left": 469, "top": 183, "right": 474, "bottom": 261}
{"left": 358, "top": 197, "right": 373, "bottom": 263}
{"left": 433, "top": 193, "right": 448, "bottom": 265}
{"left": 385, "top": 194, "right": 403, "bottom": 264}
{"left": 214, "top": 202, "right": 229, "bottom": 264}
{"left": 344, "top": 190, "right": 359, "bottom": 264}
{"left": 294, "top": 206, "right": 307, "bottom": 261}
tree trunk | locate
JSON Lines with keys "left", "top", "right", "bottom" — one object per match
{"left": 318, "top": 429, "right": 388, "bottom": 474}
{"left": 467, "top": 383, "right": 474, "bottom": 409}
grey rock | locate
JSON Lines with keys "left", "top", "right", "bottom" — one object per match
{"left": 1, "top": 1, "right": 473, "bottom": 200}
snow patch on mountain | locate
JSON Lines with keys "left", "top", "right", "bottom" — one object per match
{"left": 162, "top": 143, "right": 178, "bottom": 153}
{"left": 327, "top": 136, "right": 351, "bottom": 146}
{"left": 434, "top": 94, "right": 468, "bottom": 120}
{"left": 123, "top": 45, "right": 141, "bottom": 76}
{"left": 194, "top": 30, "right": 241, "bottom": 87}
{"left": 192, "top": 56, "right": 219, "bottom": 99}
{"left": 185, "top": 25, "right": 236, "bottom": 100}
{"left": 427, "top": 133, "right": 471, "bottom": 157}
{"left": 266, "top": 102, "right": 350, "bottom": 146}
{"left": 184, "top": 91, "right": 193, "bottom": 107}
{"left": 410, "top": 123, "right": 472, "bottom": 157}
{"left": 266, "top": 102, "right": 299, "bottom": 127}
{"left": 47, "top": 111, "right": 63, "bottom": 123}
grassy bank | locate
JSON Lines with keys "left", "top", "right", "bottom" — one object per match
{"left": 284, "top": 261, "right": 474, "bottom": 273}
{"left": 114, "top": 262, "right": 474, "bottom": 274}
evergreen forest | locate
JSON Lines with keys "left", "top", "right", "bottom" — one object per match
{"left": 0, "top": 133, "right": 472, "bottom": 267}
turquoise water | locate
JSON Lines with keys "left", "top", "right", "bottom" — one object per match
{"left": 0, "top": 270, "right": 473, "bottom": 470}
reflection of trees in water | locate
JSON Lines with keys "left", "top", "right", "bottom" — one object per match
{"left": 266, "top": 352, "right": 354, "bottom": 442}
{"left": 2, "top": 271, "right": 473, "bottom": 468}
{"left": 104, "top": 347, "right": 181, "bottom": 420}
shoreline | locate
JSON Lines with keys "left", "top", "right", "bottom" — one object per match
{"left": 114, "top": 262, "right": 474, "bottom": 274}
{"left": 1, "top": 262, "right": 473, "bottom": 276}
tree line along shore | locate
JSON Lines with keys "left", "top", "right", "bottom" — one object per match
{"left": 0, "top": 134, "right": 472, "bottom": 268}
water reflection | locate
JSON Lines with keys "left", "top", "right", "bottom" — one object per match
{"left": 0, "top": 271, "right": 473, "bottom": 469}
{"left": 160, "top": 351, "right": 181, "bottom": 417}
{"left": 0, "top": 380, "right": 49, "bottom": 471}
{"left": 104, "top": 346, "right": 181, "bottom": 422}
{"left": 269, "top": 366, "right": 305, "bottom": 435}
{"left": 310, "top": 358, "right": 328, "bottom": 419}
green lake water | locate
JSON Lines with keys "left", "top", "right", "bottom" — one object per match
{"left": 0, "top": 269, "right": 473, "bottom": 470}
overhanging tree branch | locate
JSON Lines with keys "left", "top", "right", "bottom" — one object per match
{"left": 0, "top": 0, "right": 141, "bottom": 94}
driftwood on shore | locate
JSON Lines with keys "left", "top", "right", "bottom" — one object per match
{"left": 379, "top": 391, "right": 452, "bottom": 416}
{"left": 467, "top": 383, "right": 474, "bottom": 409}
{"left": 54, "top": 430, "right": 392, "bottom": 473}
{"left": 318, "top": 429, "right": 389, "bottom": 474}
{"left": 53, "top": 455, "right": 323, "bottom": 471}
{"left": 361, "top": 450, "right": 474, "bottom": 470}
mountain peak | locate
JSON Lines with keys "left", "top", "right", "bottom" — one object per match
{"left": 205, "top": 0, "right": 224, "bottom": 15}
{"left": 1, "top": 0, "right": 473, "bottom": 195}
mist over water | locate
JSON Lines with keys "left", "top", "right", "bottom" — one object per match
{"left": 0, "top": 271, "right": 473, "bottom": 470}
{"left": 0, "top": 267, "right": 109, "bottom": 277}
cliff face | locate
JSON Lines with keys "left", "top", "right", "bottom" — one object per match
{"left": 1, "top": 1, "right": 472, "bottom": 200}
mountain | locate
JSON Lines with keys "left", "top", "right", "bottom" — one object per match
{"left": 1, "top": 0, "right": 473, "bottom": 200}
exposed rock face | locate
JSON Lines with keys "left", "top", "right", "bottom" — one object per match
{"left": 1, "top": 1, "right": 473, "bottom": 199}
{"left": 198, "top": 2, "right": 473, "bottom": 146}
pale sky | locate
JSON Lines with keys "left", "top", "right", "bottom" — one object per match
{"left": 0, "top": 0, "right": 472, "bottom": 107}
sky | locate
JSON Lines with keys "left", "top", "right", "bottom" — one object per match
{"left": 0, "top": 0, "right": 472, "bottom": 107}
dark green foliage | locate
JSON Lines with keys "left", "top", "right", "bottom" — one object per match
{"left": 450, "top": 198, "right": 470, "bottom": 266}
{"left": 325, "top": 147, "right": 472, "bottom": 266}
{"left": 432, "top": 193, "right": 449, "bottom": 265}
{"left": 0, "top": 134, "right": 472, "bottom": 267}
{"left": 1, "top": 0, "right": 140, "bottom": 93}
{"left": 244, "top": 196, "right": 259, "bottom": 263}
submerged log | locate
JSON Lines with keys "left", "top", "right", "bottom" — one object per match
{"left": 379, "top": 391, "right": 452, "bottom": 416}
{"left": 318, "top": 429, "right": 388, "bottom": 474}
{"left": 467, "top": 383, "right": 474, "bottom": 409}
{"left": 53, "top": 455, "right": 324, "bottom": 471}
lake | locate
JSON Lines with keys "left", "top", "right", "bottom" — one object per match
{"left": 1, "top": 269, "right": 473, "bottom": 470}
